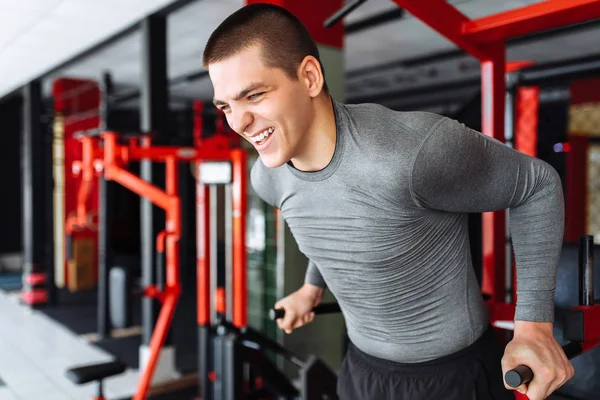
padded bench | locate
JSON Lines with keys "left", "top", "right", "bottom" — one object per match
{"left": 66, "top": 360, "right": 127, "bottom": 399}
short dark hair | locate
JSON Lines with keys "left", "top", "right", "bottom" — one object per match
{"left": 203, "top": 3, "right": 328, "bottom": 93}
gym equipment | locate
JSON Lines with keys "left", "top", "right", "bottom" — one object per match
{"left": 505, "top": 236, "right": 600, "bottom": 396}
{"left": 64, "top": 127, "right": 241, "bottom": 400}
{"left": 108, "top": 265, "right": 134, "bottom": 329}
{"left": 196, "top": 158, "right": 341, "bottom": 400}
{"left": 207, "top": 311, "right": 339, "bottom": 400}
{"left": 269, "top": 302, "right": 342, "bottom": 321}
{"left": 66, "top": 360, "right": 127, "bottom": 400}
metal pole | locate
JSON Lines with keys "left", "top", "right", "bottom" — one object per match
{"left": 579, "top": 235, "right": 594, "bottom": 306}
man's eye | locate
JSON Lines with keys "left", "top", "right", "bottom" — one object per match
{"left": 219, "top": 105, "right": 230, "bottom": 112}
{"left": 248, "top": 92, "right": 264, "bottom": 100}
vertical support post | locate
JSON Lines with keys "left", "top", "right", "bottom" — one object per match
{"left": 579, "top": 235, "right": 594, "bottom": 306}
{"left": 21, "top": 80, "right": 47, "bottom": 307}
{"left": 232, "top": 150, "right": 248, "bottom": 329}
{"left": 140, "top": 13, "right": 170, "bottom": 346}
{"left": 44, "top": 105, "right": 57, "bottom": 306}
{"left": 97, "top": 73, "right": 113, "bottom": 339}
{"left": 225, "top": 184, "right": 233, "bottom": 321}
{"left": 480, "top": 43, "right": 508, "bottom": 307}
{"left": 197, "top": 163, "right": 213, "bottom": 400}
{"left": 210, "top": 185, "right": 218, "bottom": 323}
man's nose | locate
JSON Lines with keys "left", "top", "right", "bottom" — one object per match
{"left": 230, "top": 107, "right": 253, "bottom": 134}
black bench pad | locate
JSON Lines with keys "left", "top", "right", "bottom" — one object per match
{"left": 66, "top": 360, "right": 127, "bottom": 384}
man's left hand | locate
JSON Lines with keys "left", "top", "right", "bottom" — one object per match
{"left": 501, "top": 321, "right": 574, "bottom": 400}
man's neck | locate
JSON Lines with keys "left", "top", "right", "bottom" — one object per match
{"left": 290, "top": 95, "right": 336, "bottom": 172}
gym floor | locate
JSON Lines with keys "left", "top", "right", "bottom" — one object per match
{"left": 0, "top": 290, "right": 140, "bottom": 400}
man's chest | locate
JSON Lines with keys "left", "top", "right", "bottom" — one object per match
{"left": 276, "top": 178, "right": 421, "bottom": 263}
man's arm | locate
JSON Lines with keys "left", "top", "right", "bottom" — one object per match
{"left": 410, "top": 117, "right": 564, "bottom": 321}
{"left": 410, "top": 116, "right": 571, "bottom": 399}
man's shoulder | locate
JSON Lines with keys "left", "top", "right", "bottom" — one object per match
{"left": 340, "top": 102, "right": 446, "bottom": 137}
{"left": 250, "top": 156, "right": 285, "bottom": 208}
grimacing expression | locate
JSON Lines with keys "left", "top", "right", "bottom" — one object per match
{"left": 208, "top": 46, "right": 315, "bottom": 168}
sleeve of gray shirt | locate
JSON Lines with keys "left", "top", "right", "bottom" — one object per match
{"left": 410, "top": 117, "right": 565, "bottom": 322}
{"left": 305, "top": 260, "right": 326, "bottom": 288}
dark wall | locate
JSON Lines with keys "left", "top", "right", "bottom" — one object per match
{"left": 0, "top": 96, "right": 23, "bottom": 254}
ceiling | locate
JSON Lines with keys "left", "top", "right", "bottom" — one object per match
{"left": 0, "top": 0, "right": 183, "bottom": 99}
{"left": 2, "top": 0, "right": 600, "bottom": 113}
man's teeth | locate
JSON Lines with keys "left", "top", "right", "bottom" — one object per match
{"left": 251, "top": 127, "right": 274, "bottom": 143}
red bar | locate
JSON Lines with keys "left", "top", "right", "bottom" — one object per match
{"left": 393, "top": 0, "right": 489, "bottom": 61}
{"left": 166, "top": 157, "right": 177, "bottom": 196}
{"left": 166, "top": 232, "right": 180, "bottom": 293}
{"left": 197, "top": 173, "right": 211, "bottom": 326}
{"left": 232, "top": 149, "right": 248, "bottom": 328}
{"left": 132, "top": 287, "right": 180, "bottom": 400}
{"left": 156, "top": 231, "right": 167, "bottom": 253}
{"left": 128, "top": 146, "right": 200, "bottom": 162}
{"left": 462, "top": 0, "right": 600, "bottom": 43}
{"left": 506, "top": 60, "right": 534, "bottom": 73}
{"left": 514, "top": 87, "right": 540, "bottom": 158}
{"left": 107, "top": 167, "right": 171, "bottom": 211}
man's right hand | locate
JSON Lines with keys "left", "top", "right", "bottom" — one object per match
{"left": 274, "top": 283, "right": 324, "bottom": 334}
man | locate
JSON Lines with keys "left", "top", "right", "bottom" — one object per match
{"left": 203, "top": 3, "right": 573, "bottom": 400}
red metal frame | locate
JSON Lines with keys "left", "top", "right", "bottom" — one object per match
{"left": 195, "top": 137, "right": 248, "bottom": 329}
{"left": 231, "top": 149, "right": 248, "bottom": 328}
{"left": 462, "top": 0, "right": 600, "bottom": 43}
{"left": 74, "top": 130, "right": 245, "bottom": 400}
{"left": 196, "top": 176, "right": 211, "bottom": 327}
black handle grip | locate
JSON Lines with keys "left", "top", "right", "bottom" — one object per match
{"left": 269, "top": 302, "right": 341, "bottom": 320}
{"left": 505, "top": 365, "right": 533, "bottom": 388}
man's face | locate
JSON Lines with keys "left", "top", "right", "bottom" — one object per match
{"left": 208, "top": 45, "right": 314, "bottom": 168}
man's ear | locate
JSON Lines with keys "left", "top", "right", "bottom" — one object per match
{"left": 298, "top": 56, "right": 324, "bottom": 97}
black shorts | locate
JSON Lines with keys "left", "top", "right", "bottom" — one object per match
{"left": 337, "top": 326, "right": 515, "bottom": 400}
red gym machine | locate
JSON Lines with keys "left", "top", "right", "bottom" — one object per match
{"left": 64, "top": 121, "right": 245, "bottom": 399}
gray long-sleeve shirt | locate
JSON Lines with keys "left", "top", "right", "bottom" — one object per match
{"left": 250, "top": 100, "right": 564, "bottom": 363}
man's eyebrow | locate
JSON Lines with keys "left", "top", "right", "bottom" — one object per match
{"left": 213, "top": 83, "right": 266, "bottom": 106}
